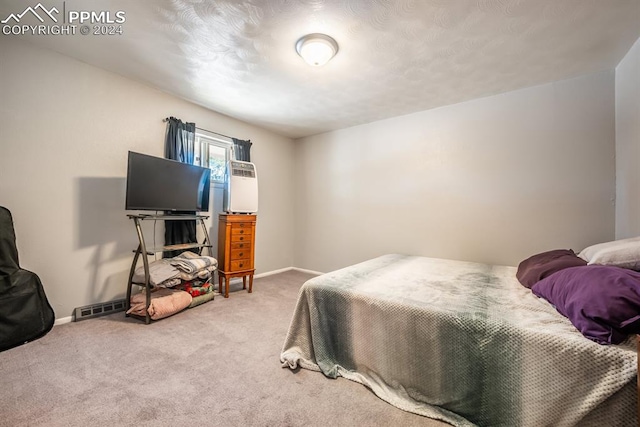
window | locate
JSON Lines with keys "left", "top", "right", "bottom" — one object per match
{"left": 194, "top": 132, "right": 233, "bottom": 184}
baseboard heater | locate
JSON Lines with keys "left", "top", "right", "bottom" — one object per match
{"left": 74, "top": 299, "right": 126, "bottom": 321}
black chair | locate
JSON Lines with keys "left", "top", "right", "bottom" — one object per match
{"left": 0, "top": 206, "right": 54, "bottom": 352}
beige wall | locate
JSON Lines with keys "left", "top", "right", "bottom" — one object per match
{"left": 0, "top": 39, "right": 295, "bottom": 320}
{"left": 0, "top": 36, "right": 627, "bottom": 320}
{"left": 294, "top": 72, "right": 616, "bottom": 272}
{"left": 615, "top": 36, "right": 640, "bottom": 239}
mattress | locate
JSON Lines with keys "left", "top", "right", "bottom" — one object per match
{"left": 280, "top": 254, "right": 637, "bottom": 426}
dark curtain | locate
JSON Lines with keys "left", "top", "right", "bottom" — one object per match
{"left": 164, "top": 117, "right": 197, "bottom": 258}
{"left": 233, "top": 138, "right": 252, "bottom": 162}
{"left": 165, "top": 117, "right": 196, "bottom": 163}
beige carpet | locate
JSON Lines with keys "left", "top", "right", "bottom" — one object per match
{"left": 0, "top": 270, "right": 448, "bottom": 427}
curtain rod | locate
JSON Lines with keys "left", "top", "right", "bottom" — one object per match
{"left": 162, "top": 117, "right": 238, "bottom": 141}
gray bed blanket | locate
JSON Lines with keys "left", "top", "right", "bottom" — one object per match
{"left": 280, "top": 254, "right": 637, "bottom": 426}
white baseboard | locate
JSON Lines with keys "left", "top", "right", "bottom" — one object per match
{"left": 229, "top": 266, "right": 323, "bottom": 284}
{"left": 253, "top": 267, "right": 294, "bottom": 278}
{"left": 254, "top": 266, "right": 324, "bottom": 277}
{"left": 53, "top": 267, "right": 323, "bottom": 324}
{"left": 291, "top": 267, "right": 324, "bottom": 275}
{"left": 54, "top": 316, "right": 73, "bottom": 326}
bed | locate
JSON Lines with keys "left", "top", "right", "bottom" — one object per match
{"left": 280, "top": 254, "right": 637, "bottom": 426}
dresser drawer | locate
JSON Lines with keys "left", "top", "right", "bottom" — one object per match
{"left": 230, "top": 259, "right": 252, "bottom": 271}
{"left": 230, "top": 248, "right": 250, "bottom": 260}
{"left": 230, "top": 233, "right": 251, "bottom": 243}
{"left": 230, "top": 242, "right": 251, "bottom": 250}
{"left": 231, "top": 225, "right": 252, "bottom": 235}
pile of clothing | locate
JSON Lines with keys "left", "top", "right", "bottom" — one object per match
{"left": 176, "top": 280, "right": 215, "bottom": 308}
{"left": 127, "top": 251, "right": 218, "bottom": 320}
{"left": 132, "top": 251, "right": 217, "bottom": 288}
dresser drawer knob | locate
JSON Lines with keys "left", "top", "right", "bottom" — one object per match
{"left": 239, "top": 237, "right": 244, "bottom": 241}
{"left": 239, "top": 244, "right": 244, "bottom": 248}
{"left": 239, "top": 252, "right": 244, "bottom": 257}
{"left": 240, "top": 230, "right": 244, "bottom": 234}
{"left": 239, "top": 263, "right": 244, "bottom": 267}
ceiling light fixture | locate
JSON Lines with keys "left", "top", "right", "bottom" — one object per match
{"left": 295, "top": 33, "right": 338, "bottom": 67}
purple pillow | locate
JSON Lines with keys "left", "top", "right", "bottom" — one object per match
{"left": 531, "top": 265, "right": 640, "bottom": 344}
{"left": 516, "top": 249, "right": 587, "bottom": 288}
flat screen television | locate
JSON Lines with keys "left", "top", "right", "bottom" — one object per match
{"left": 125, "top": 151, "right": 210, "bottom": 212}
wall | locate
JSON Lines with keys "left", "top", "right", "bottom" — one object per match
{"left": 615, "top": 36, "right": 640, "bottom": 238}
{"left": 0, "top": 38, "right": 295, "bottom": 320}
{"left": 294, "top": 72, "right": 616, "bottom": 272}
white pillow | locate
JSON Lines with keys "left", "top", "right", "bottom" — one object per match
{"left": 578, "top": 236, "right": 640, "bottom": 270}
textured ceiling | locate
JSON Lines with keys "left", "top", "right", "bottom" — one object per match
{"left": 2, "top": 0, "right": 639, "bottom": 138}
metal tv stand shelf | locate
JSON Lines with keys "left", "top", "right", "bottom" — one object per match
{"left": 125, "top": 213, "right": 212, "bottom": 324}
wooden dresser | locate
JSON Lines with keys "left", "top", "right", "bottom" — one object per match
{"left": 217, "top": 214, "right": 256, "bottom": 298}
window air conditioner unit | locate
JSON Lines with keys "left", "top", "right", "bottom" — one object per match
{"left": 224, "top": 160, "right": 258, "bottom": 213}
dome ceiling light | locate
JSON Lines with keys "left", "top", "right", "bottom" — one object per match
{"left": 295, "top": 33, "right": 339, "bottom": 67}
